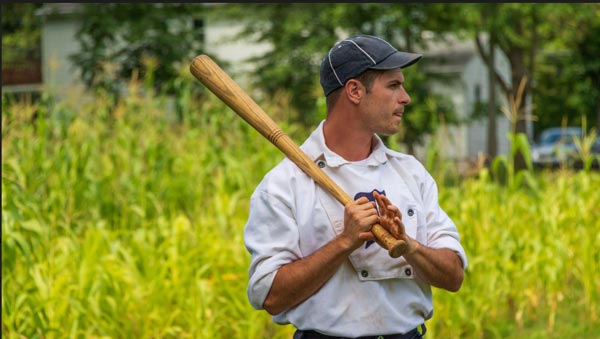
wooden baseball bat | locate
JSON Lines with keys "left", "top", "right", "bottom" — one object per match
{"left": 190, "top": 54, "right": 407, "bottom": 258}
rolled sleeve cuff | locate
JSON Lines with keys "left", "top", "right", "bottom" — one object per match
{"left": 248, "top": 269, "right": 277, "bottom": 310}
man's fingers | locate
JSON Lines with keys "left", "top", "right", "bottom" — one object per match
{"left": 346, "top": 198, "right": 378, "bottom": 229}
{"left": 387, "top": 204, "right": 402, "bottom": 218}
{"left": 394, "top": 216, "right": 406, "bottom": 235}
{"left": 354, "top": 197, "right": 377, "bottom": 210}
{"left": 373, "top": 191, "right": 388, "bottom": 216}
{"left": 358, "top": 231, "right": 375, "bottom": 241}
{"left": 355, "top": 196, "right": 373, "bottom": 205}
{"left": 381, "top": 196, "right": 402, "bottom": 221}
{"left": 374, "top": 192, "right": 401, "bottom": 221}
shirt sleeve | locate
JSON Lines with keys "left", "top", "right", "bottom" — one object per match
{"left": 244, "top": 184, "right": 302, "bottom": 310}
{"left": 419, "top": 166, "right": 468, "bottom": 270}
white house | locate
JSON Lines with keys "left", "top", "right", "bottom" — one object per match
{"left": 418, "top": 35, "right": 512, "bottom": 165}
{"left": 24, "top": 4, "right": 269, "bottom": 100}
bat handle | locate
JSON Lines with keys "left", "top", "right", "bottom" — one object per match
{"left": 372, "top": 224, "right": 408, "bottom": 258}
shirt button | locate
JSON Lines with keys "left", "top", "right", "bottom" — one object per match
{"left": 405, "top": 268, "right": 412, "bottom": 276}
{"left": 407, "top": 209, "right": 414, "bottom": 217}
{"left": 316, "top": 160, "right": 326, "bottom": 168}
{"left": 361, "top": 270, "right": 368, "bottom": 278}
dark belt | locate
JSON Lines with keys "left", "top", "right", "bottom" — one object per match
{"left": 293, "top": 324, "right": 426, "bottom": 339}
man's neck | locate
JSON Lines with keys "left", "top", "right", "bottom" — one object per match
{"left": 323, "top": 115, "right": 374, "bottom": 162}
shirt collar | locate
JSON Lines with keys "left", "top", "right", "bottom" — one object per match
{"left": 301, "top": 120, "right": 392, "bottom": 168}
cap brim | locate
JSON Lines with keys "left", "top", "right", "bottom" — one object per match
{"left": 369, "top": 51, "right": 422, "bottom": 70}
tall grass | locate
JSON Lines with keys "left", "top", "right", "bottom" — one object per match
{"left": 2, "top": 85, "right": 295, "bottom": 338}
{"left": 2, "top": 82, "right": 599, "bottom": 338}
{"left": 432, "top": 169, "right": 599, "bottom": 338}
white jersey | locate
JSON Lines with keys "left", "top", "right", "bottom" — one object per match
{"left": 244, "top": 120, "right": 468, "bottom": 337}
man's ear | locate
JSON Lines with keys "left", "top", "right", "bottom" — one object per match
{"left": 344, "top": 79, "right": 364, "bottom": 105}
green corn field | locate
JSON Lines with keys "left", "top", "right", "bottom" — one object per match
{"left": 2, "top": 86, "right": 599, "bottom": 339}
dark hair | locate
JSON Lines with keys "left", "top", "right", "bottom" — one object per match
{"left": 325, "top": 69, "right": 387, "bottom": 112}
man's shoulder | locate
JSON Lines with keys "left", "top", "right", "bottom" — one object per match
{"left": 248, "top": 157, "right": 313, "bottom": 209}
{"left": 252, "top": 124, "right": 322, "bottom": 198}
{"left": 255, "top": 157, "right": 305, "bottom": 190}
{"left": 268, "top": 156, "right": 301, "bottom": 175}
{"left": 385, "top": 148, "right": 424, "bottom": 168}
{"left": 383, "top": 148, "right": 432, "bottom": 183}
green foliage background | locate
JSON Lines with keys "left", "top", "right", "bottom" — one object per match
{"left": 2, "top": 80, "right": 599, "bottom": 338}
{"left": 69, "top": 3, "right": 205, "bottom": 97}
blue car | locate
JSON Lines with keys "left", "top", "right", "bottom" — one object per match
{"left": 530, "top": 127, "right": 599, "bottom": 168}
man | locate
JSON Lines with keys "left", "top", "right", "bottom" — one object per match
{"left": 244, "top": 34, "right": 468, "bottom": 339}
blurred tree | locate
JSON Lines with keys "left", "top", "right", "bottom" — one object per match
{"left": 214, "top": 3, "right": 459, "bottom": 153}
{"left": 69, "top": 3, "right": 206, "bottom": 97}
{"left": 533, "top": 4, "right": 600, "bottom": 134}
{"left": 211, "top": 3, "right": 337, "bottom": 125}
{"left": 461, "top": 4, "right": 581, "bottom": 169}
{"left": 576, "top": 9, "right": 600, "bottom": 132}
{"left": 1, "top": 3, "right": 42, "bottom": 61}
{"left": 1, "top": 3, "right": 43, "bottom": 86}
{"left": 460, "top": 3, "right": 501, "bottom": 161}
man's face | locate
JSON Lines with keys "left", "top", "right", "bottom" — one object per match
{"left": 359, "top": 68, "right": 411, "bottom": 136}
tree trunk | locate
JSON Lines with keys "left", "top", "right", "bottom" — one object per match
{"left": 596, "top": 94, "right": 600, "bottom": 132}
{"left": 487, "top": 31, "right": 498, "bottom": 162}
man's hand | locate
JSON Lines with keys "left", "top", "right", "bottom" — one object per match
{"left": 339, "top": 197, "right": 379, "bottom": 250}
{"left": 373, "top": 191, "right": 418, "bottom": 254}
{"left": 264, "top": 196, "right": 378, "bottom": 315}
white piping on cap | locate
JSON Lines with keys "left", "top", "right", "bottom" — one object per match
{"left": 327, "top": 47, "right": 344, "bottom": 86}
{"left": 343, "top": 39, "right": 376, "bottom": 65}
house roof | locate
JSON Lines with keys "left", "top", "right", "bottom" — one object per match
{"left": 419, "top": 34, "right": 479, "bottom": 75}
{"left": 35, "top": 3, "right": 83, "bottom": 18}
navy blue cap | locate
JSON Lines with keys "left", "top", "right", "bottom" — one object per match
{"left": 320, "top": 35, "right": 422, "bottom": 96}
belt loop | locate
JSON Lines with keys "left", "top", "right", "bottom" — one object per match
{"left": 417, "top": 323, "right": 427, "bottom": 336}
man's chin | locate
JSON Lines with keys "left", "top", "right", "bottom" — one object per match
{"left": 380, "top": 125, "right": 401, "bottom": 136}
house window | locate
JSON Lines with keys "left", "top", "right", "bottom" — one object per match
{"left": 2, "top": 50, "right": 42, "bottom": 86}
{"left": 474, "top": 84, "right": 482, "bottom": 103}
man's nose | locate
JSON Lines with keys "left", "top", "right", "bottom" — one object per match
{"left": 399, "top": 88, "right": 411, "bottom": 105}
